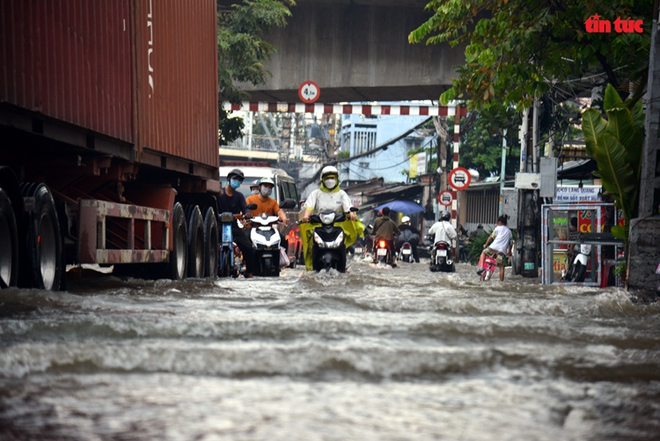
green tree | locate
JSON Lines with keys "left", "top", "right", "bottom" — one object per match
{"left": 461, "top": 103, "right": 521, "bottom": 178}
{"left": 409, "top": 0, "right": 652, "bottom": 110}
{"left": 217, "top": 0, "right": 295, "bottom": 145}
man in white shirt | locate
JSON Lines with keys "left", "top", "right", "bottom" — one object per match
{"left": 301, "top": 165, "right": 357, "bottom": 221}
{"left": 428, "top": 211, "right": 457, "bottom": 245}
{"left": 477, "top": 215, "right": 513, "bottom": 281}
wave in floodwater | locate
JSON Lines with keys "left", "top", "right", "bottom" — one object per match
{"left": 1, "top": 260, "right": 660, "bottom": 440}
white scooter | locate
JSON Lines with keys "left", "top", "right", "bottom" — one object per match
{"left": 249, "top": 213, "right": 283, "bottom": 277}
{"left": 562, "top": 244, "right": 591, "bottom": 282}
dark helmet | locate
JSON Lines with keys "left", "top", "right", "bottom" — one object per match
{"left": 441, "top": 211, "right": 451, "bottom": 221}
{"left": 249, "top": 179, "right": 260, "bottom": 190}
{"left": 227, "top": 168, "right": 244, "bottom": 181}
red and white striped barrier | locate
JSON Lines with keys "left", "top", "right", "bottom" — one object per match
{"left": 222, "top": 101, "right": 467, "bottom": 117}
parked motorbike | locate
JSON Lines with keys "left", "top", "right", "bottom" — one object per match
{"left": 248, "top": 212, "right": 283, "bottom": 277}
{"left": 307, "top": 210, "right": 348, "bottom": 272}
{"left": 374, "top": 238, "right": 395, "bottom": 266}
{"left": 428, "top": 236, "right": 455, "bottom": 272}
{"left": 562, "top": 244, "right": 591, "bottom": 282}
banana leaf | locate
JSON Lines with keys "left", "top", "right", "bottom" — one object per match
{"left": 593, "top": 133, "right": 636, "bottom": 221}
{"left": 581, "top": 108, "right": 606, "bottom": 157}
{"left": 603, "top": 82, "right": 624, "bottom": 112}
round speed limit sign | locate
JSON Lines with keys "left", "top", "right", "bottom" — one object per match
{"left": 298, "top": 81, "right": 321, "bottom": 104}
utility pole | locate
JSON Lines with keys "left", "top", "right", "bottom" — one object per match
{"left": 499, "top": 129, "right": 507, "bottom": 215}
{"left": 432, "top": 116, "right": 448, "bottom": 222}
{"left": 516, "top": 100, "right": 540, "bottom": 278}
{"left": 627, "top": 4, "right": 660, "bottom": 292}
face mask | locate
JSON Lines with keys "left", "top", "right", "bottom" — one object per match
{"left": 230, "top": 179, "right": 241, "bottom": 190}
{"left": 324, "top": 178, "right": 337, "bottom": 189}
{"left": 251, "top": 189, "right": 259, "bottom": 195}
{"left": 260, "top": 187, "right": 272, "bottom": 197}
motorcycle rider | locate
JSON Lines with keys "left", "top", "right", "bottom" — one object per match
{"left": 246, "top": 177, "right": 288, "bottom": 224}
{"left": 428, "top": 211, "right": 457, "bottom": 247}
{"left": 301, "top": 165, "right": 357, "bottom": 221}
{"left": 396, "top": 216, "right": 421, "bottom": 263}
{"left": 246, "top": 177, "right": 289, "bottom": 264}
{"left": 477, "top": 214, "right": 512, "bottom": 281}
{"left": 249, "top": 179, "right": 260, "bottom": 196}
{"left": 300, "top": 165, "right": 360, "bottom": 270}
{"left": 372, "top": 206, "right": 401, "bottom": 266}
{"left": 216, "top": 168, "right": 255, "bottom": 278}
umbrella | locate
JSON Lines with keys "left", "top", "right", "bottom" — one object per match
{"left": 373, "top": 200, "right": 425, "bottom": 215}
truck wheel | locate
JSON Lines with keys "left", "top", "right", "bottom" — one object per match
{"left": 0, "top": 188, "right": 19, "bottom": 288}
{"left": 184, "top": 205, "right": 204, "bottom": 278}
{"left": 20, "top": 183, "right": 62, "bottom": 290}
{"left": 203, "top": 207, "right": 218, "bottom": 278}
{"left": 169, "top": 202, "right": 188, "bottom": 280}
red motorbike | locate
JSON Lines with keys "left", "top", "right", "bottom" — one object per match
{"left": 480, "top": 253, "right": 498, "bottom": 281}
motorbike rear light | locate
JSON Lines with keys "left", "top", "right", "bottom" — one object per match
{"left": 436, "top": 243, "right": 447, "bottom": 249}
{"left": 378, "top": 240, "right": 386, "bottom": 248}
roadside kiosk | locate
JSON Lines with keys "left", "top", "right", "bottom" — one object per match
{"left": 541, "top": 203, "right": 624, "bottom": 286}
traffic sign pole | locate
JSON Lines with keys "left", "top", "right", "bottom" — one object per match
{"left": 452, "top": 111, "right": 461, "bottom": 232}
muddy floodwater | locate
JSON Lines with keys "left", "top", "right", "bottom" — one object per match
{"left": 1, "top": 258, "right": 659, "bottom": 440}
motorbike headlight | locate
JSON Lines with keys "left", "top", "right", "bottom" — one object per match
{"left": 313, "top": 231, "right": 326, "bottom": 248}
{"left": 329, "top": 231, "right": 344, "bottom": 248}
{"left": 319, "top": 212, "right": 336, "bottom": 225}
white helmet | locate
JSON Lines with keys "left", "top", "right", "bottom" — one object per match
{"left": 321, "top": 165, "right": 339, "bottom": 179}
{"left": 401, "top": 216, "right": 410, "bottom": 224}
{"left": 258, "top": 177, "right": 275, "bottom": 187}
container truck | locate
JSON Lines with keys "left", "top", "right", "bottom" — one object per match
{"left": 0, "top": 0, "right": 221, "bottom": 289}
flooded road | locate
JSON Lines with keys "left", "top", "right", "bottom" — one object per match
{"left": 1, "top": 258, "right": 659, "bottom": 440}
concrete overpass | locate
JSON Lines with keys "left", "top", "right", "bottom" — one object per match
{"left": 219, "top": 0, "right": 465, "bottom": 104}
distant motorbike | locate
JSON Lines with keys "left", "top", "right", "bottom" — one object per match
{"left": 396, "top": 230, "right": 417, "bottom": 263}
{"left": 351, "top": 237, "right": 367, "bottom": 258}
{"left": 374, "top": 238, "right": 395, "bottom": 266}
{"left": 457, "top": 227, "right": 470, "bottom": 263}
{"left": 307, "top": 210, "right": 348, "bottom": 272}
{"left": 398, "top": 241, "right": 413, "bottom": 262}
{"left": 562, "top": 244, "right": 591, "bottom": 282}
{"left": 248, "top": 212, "right": 283, "bottom": 277}
{"left": 428, "top": 236, "right": 455, "bottom": 272}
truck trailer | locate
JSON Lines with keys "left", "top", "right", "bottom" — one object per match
{"left": 0, "top": 0, "right": 221, "bottom": 289}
